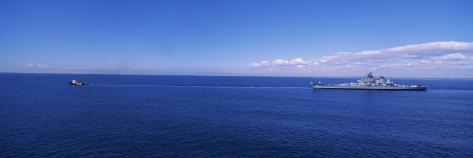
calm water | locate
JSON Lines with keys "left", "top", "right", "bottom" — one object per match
{"left": 1, "top": 73, "right": 472, "bottom": 157}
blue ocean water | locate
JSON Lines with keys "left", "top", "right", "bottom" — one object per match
{"left": 1, "top": 73, "right": 472, "bottom": 157}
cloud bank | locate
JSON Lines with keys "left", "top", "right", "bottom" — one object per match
{"left": 250, "top": 41, "right": 473, "bottom": 77}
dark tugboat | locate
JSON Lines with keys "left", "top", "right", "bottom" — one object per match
{"left": 69, "top": 80, "right": 87, "bottom": 86}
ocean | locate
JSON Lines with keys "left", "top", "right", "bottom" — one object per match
{"left": 1, "top": 73, "right": 472, "bottom": 157}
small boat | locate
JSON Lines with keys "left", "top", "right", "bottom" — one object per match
{"left": 69, "top": 80, "right": 87, "bottom": 86}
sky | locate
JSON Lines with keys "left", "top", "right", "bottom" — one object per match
{"left": 1, "top": 0, "right": 473, "bottom": 78}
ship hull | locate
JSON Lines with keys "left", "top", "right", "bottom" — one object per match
{"left": 313, "top": 85, "right": 426, "bottom": 91}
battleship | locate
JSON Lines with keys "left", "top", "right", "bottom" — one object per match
{"left": 311, "top": 73, "right": 427, "bottom": 91}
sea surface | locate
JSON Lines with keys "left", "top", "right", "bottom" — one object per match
{"left": 1, "top": 73, "right": 472, "bottom": 157}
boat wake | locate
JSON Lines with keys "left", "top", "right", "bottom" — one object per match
{"left": 90, "top": 84, "right": 310, "bottom": 89}
{"left": 429, "top": 89, "right": 473, "bottom": 94}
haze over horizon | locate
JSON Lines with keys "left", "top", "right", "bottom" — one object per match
{"left": 1, "top": 0, "right": 473, "bottom": 78}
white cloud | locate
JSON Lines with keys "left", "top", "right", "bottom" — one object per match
{"left": 251, "top": 58, "right": 311, "bottom": 68}
{"left": 386, "top": 41, "right": 473, "bottom": 52}
{"left": 18, "top": 63, "right": 48, "bottom": 68}
{"left": 250, "top": 41, "right": 473, "bottom": 73}
{"left": 290, "top": 58, "right": 309, "bottom": 66}
{"left": 315, "top": 41, "right": 473, "bottom": 66}
{"left": 272, "top": 59, "right": 289, "bottom": 65}
{"left": 250, "top": 60, "right": 269, "bottom": 67}
{"left": 419, "top": 59, "right": 431, "bottom": 64}
{"left": 435, "top": 53, "right": 467, "bottom": 61}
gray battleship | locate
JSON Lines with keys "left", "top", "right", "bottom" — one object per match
{"left": 311, "top": 73, "right": 426, "bottom": 91}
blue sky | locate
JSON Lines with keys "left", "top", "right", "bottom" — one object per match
{"left": 1, "top": 0, "right": 473, "bottom": 77}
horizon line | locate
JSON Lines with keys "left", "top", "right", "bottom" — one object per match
{"left": 2, "top": 71, "right": 473, "bottom": 80}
